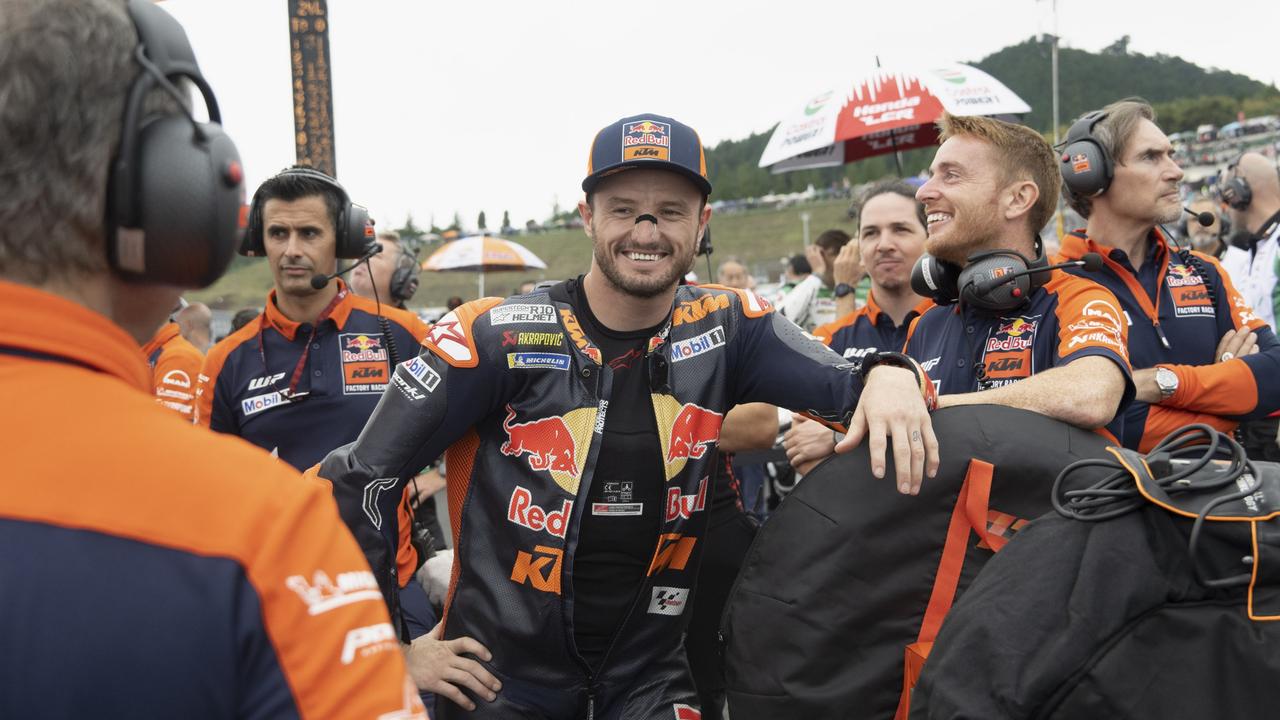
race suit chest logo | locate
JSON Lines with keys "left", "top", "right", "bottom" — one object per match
{"left": 510, "top": 544, "right": 563, "bottom": 595}
{"left": 507, "top": 352, "right": 571, "bottom": 370}
{"left": 666, "top": 477, "right": 708, "bottom": 521}
{"left": 648, "top": 586, "right": 689, "bottom": 616}
{"left": 652, "top": 395, "right": 725, "bottom": 480}
{"left": 671, "top": 294, "right": 730, "bottom": 327}
{"left": 500, "top": 404, "right": 597, "bottom": 494}
{"left": 489, "top": 303, "right": 557, "bottom": 325}
{"left": 339, "top": 333, "right": 390, "bottom": 394}
{"left": 1165, "top": 263, "right": 1205, "bottom": 288}
{"left": 622, "top": 119, "right": 671, "bottom": 162}
{"left": 241, "top": 390, "right": 294, "bottom": 417}
{"left": 501, "top": 330, "right": 564, "bottom": 348}
{"left": 669, "top": 327, "right": 725, "bottom": 363}
{"left": 647, "top": 532, "right": 696, "bottom": 575}
{"left": 507, "top": 485, "right": 572, "bottom": 539}
{"left": 560, "top": 308, "right": 602, "bottom": 365}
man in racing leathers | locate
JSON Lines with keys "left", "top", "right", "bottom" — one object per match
{"left": 312, "top": 113, "right": 938, "bottom": 719}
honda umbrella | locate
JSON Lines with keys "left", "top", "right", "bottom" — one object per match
{"left": 421, "top": 234, "right": 547, "bottom": 297}
{"left": 758, "top": 63, "right": 1031, "bottom": 174}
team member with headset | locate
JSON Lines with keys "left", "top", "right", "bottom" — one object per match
{"left": 901, "top": 112, "right": 1134, "bottom": 437}
{"left": 1053, "top": 99, "right": 1280, "bottom": 452}
{"left": 1218, "top": 151, "right": 1280, "bottom": 459}
{"left": 141, "top": 301, "right": 206, "bottom": 418}
{"left": 194, "top": 167, "right": 488, "bottom": 712}
{"left": 0, "top": 0, "right": 423, "bottom": 716}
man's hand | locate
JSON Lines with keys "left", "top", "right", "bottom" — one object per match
{"left": 837, "top": 366, "right": 939, "bottom": 494}
{"left": 404, "top": 622, "right": 502, "bottom": 711}
{"left": 804, "top": 243, "right": 826, "bottom": 279}
{"left": 410, "top": 468, "right": 446, "bottom": 508}
{"left": 1214, "top": 328, "right": 1259, "bottom": 363}
{"left": 784, "top": 414, "right": 837, "bottom": 476}
{"left": 833, "top": 241, "right": 864, "bottom": 286}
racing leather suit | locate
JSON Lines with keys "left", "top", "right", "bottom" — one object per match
{"left": 315, "top": 280, "right": 866, "bottom": 718}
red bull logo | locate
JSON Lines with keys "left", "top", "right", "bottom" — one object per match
{"left": 1166, "top": 263, "right": 1203, "bottom": 288}
{"left": 666, "top": 403, "right": 723, "bottom": 463}
{"left": 501, "top": 405, "right": 578, "bottom": 477}
{"left": 622, "top": 119, "right": 671, "bottom": 162}
{"left": 340, "top": 332, "right": 389, "bottom": 364}
{"left": 507, "top": 486, "right": 571, "bottom": 539}
{"left": 666, "top": 477, "right": 708, "bottom": 521}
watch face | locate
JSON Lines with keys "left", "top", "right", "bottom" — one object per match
{"left": 834, "top": 283, "right": 853, "bottom": 298}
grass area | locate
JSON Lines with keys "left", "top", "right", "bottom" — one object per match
{"left": 187, "top": 198, "right": 857, "bottom": 311}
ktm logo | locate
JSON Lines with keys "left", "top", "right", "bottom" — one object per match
{"left": 631, "top": 147, "right": 661, "bottom": 157}
{"left": 559, "top": 309, "right": 602, "bottom": 364}
{"left": 976, "top": 510, "right": 1029, "bottom": 550}
{"left": 349, "top": 366, "right": 384, "bottom": 379}
{"left": 647, "top": 533, "right": 696, "bottom": 575}
{"left": 510, "top": 545, "right": 563, "bottom": 594}
{"left": 671, "top": 294, "right": 730, "bottom": 327}
{"left": 985, "top": 357, "right": 1023, "bottom": 373}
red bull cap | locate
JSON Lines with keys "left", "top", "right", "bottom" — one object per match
{"left": 583, "top": 113, "right": 712, "bottom": 196}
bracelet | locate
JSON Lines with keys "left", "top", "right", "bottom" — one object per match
{"left": 859, "top": 351, "right": 938, "bottom": 411}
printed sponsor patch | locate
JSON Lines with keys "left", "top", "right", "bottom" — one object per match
{"left": 339, "top": 333, "right": 390, "bottom": 395}
{"left": 501, "top": 330, "right": 564, "bottom": 347}
{"left": 622, "top": 119, "right": 672, "bottom": 162}
{"left": 426, "top": 312, "right": 475, "bottom": 365}
{"left": 399, "top": 356, "right": 441, "bottom": 392}
{"left": 507, "top": 486, "right": 572, "bottom": 539}
{"left": 647, "top": 533, "right": 696, "bottom": 575}
{"left": 489, "top": 303, "right": 557, "bottom": 325}
{"left": 648, "top": 586, "right": 689, "bottom": 616}
{"left": 665, "top": 477, "right": 708, "bottom": 521}
{"left": 241, "top": 390, "right": 293, "bottom": 417}
{"left": 1171, "top": 285, "right": 1214, "bottom": 317}
{"left": 285, "top": 570, "right": 382, "bottom": 615}
{"left": 510, "top": 545, "right": 563, "bottom": 595}
{"left": 669, "top": 327, "right": 726, "bottom": 363}
{"left": 340, "top": 623, "right": 397, "bottom": 665}
{"left": 161, "top": 369, "right": 191, "bottom": 388}
{"left": 982, "top": 350, "right": 1031, "bottom": 380}
{"left": 561, "top": 308, "right": 603, "bottom": 365}
{"left": 507, "top": 352, "right": 571, "bottom": 370}
{"left": 671, "top": 294, "right": 730, "bottom": 327}
{"left": 392, "top": 373, "right": 426, "bottom": 401}
{"left": 247, "top": 372, "right": 285, "bottom": 391}
{"left": 592, "top": 502, "right": 644, "bottom": 516}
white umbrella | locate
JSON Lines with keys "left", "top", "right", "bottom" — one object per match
{"left": 422, "top": 235, "right": 547, "bottom": 297}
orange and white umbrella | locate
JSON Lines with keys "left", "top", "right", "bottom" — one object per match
{"left": 421, "top": 235, "right": 546, "bottom": 296}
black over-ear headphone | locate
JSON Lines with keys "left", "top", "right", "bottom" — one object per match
{"left": 1220, "top": 155, "right": 1253, "bottom": 211}
{"left": 1059, "top": 111, "right": 1115, "bottom": 199}
{"left": 390, "top": 244, "right": 421, "bottom": 303}
{"left": 107, "top": 0, "right": 244, "bottom": 287}
{"left": 239, "top": 166, "right": 373, "bottom": 259}
{"left": 911, "top": 240, "right": 1050, "bottom": 313}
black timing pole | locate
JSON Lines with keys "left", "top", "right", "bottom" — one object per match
{"left": 288, "top": 0, "right": 337, "bottom": 176}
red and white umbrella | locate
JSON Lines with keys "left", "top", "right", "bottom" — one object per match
{"left": 422, "top": 235, "right": 546, "bottom": 296}
{"left": 758, "top": 63, "right": 1032, "bottom": 173}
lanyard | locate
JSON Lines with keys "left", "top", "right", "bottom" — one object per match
{"left": 257, "top": 289, "right": 346, "bottom": 400}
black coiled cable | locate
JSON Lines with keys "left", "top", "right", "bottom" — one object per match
{"left": 1053, "top": 424, "right": 1262, "bottom": 588}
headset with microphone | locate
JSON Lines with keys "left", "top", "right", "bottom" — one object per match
{"left": 389, "top": 244, "right": 421, "bottom": 304}
{"left": 107, "top": 0, "right": 244, "bottom": 288}
{"left": 309, "top": 241, "right": 382, "bottom": 290}
{"left": 239, "top": 166, "right": 374, "bottom": 260}
{"left": 910, "top": 240, "right": 1103, "bottom": 313}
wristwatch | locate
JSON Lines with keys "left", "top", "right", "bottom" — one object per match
{"left": 1155, "top": 367, "right": 1179, "bottom": 400}
{"left": 834, "top": 282, "right": 855, "bottom": 298}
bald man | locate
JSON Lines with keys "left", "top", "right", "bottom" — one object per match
{"left": 175, "top": 301, "right": 213, "bottom": 353}
{"left": 1221, "top": 152, "right": 1280, "bottom": 329}
{"left": 1220, "top": 152, "right": 1280, "bottom": 460}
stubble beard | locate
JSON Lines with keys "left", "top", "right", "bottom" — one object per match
{"left": 592, "top": 222, "right": 694, "bottom": 299}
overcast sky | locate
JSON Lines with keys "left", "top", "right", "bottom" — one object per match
{"left": 161, "top": 0, "right": 1278, "bottom": 231}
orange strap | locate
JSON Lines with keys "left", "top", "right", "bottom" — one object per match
{"left": 894, "top": 459, "right": 997, "bottom": 720}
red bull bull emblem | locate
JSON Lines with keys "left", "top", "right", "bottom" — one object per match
{"left": 1166, "top": 263, "right": 1203, "bottom": 288}
{"left": 622, "top": 119, "right": 672, "bottom": 162}
{"left": 501, "top": 405, "right": 579, "bottom": 477}
{"left": 666, "top": 403, "right": 724, "bottom": 463}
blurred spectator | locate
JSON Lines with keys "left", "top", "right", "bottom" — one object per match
{"left": 715, "top": 257, "right": 752, "bottom": 289}
{"left": 1185, "top": 197, "right": 1227, "bottom": 257}
{"left": 175, "top": 300, "right": 212, "bottom": 353}
{"left": 141, "top": 302, "right": 204, "bottom": 419}
{"left": 230, "top": 307, "right": 259, "bottom": 333}
{"left": 446, "top": 295, "right": 464, "bottom": 311}
{"left": 776, "top": 229, "right": 852, "bottom": 330}
{"left": 514, "top": 280, "right": 538, "bottom": 295}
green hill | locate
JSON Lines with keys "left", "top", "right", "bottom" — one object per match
{"left": 187, "top": 199, "right": 859, "bottom": 310}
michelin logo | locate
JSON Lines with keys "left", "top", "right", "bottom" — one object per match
{"left": 507, "top": 352, "right": 571, "bottom": 370}
{"left": 669, "top": 327, "right": 725, "bottom": 363}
